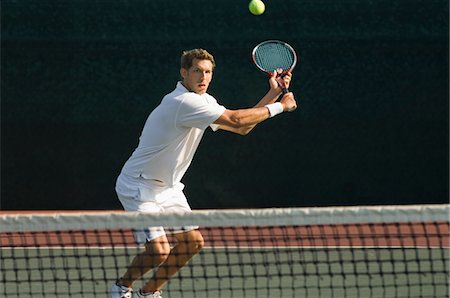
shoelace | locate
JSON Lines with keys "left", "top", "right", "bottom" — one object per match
{"left": 117, "top": 284, "right": 133, "bottom": 298}
{"left": 139, "top": 289, "right": 162, "bottom": 298}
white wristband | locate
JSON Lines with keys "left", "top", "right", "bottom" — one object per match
{"left": 265, "top": 102, "right": 284, "bottom": 118}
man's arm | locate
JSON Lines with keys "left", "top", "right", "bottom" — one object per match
{"left": 214, "top": 91, "right": 297, "bottom": 135}
{"left": 215, "top": 71, "right": 295, "bottom": 135}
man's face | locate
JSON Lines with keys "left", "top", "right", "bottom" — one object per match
{"left": 180, "top": 58, "right": 213, "bottom": 95}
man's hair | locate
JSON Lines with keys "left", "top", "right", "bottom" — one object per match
{"left": 180, "top": 49, "right": 216, "bottom": 70}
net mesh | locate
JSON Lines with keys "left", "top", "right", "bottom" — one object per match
{"left": 1, "top": 205, "right": 449, "bottom": 298}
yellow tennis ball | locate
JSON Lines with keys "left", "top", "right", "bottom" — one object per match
{"left": 249, "top": 0, "right": 265, "bottom": 16}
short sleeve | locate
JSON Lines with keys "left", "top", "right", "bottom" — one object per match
{"left": 176, "top": 93, "right": 226, "bottom": 130}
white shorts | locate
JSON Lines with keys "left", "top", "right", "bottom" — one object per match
{"left": 116, "top": 173, "right": 198, "bottom": 243}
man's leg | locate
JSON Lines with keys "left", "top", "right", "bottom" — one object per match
{"left": 140, "top": 229, "right": 204, "bottom": 293}
{"left": 119, "top": 235, "right": 171, "bottom": 288}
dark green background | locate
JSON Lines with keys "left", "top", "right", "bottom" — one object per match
{"left": 1, "top": 0, "right": 448, "bottom": 210}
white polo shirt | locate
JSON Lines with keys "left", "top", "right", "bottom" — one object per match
{"left": 120, "top": 82, "right": 226, "bottom": 189}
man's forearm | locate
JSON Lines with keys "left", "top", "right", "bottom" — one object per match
{"left": 253, "top": 89, "right": 282, "bottom": 108}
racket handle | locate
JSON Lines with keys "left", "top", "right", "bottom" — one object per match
{"left": 276, "top": 76, "right": 289, "bottom": 95}
{"left": 277, "top": 87, "right": 288, "bottom": 102}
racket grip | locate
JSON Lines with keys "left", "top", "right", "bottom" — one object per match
{"left": 277, "top": 88, "right": 288, "bottom": 102}
{"left": 276, "top": 77, "right": 289, "bottom": 95}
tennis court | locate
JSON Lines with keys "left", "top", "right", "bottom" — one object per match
{"left": 1, "top": 206, "right": 449, "bottom": 298}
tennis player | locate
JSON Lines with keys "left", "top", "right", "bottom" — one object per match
{"left": 110, "top": 48, "right": 297, "bottom": 298}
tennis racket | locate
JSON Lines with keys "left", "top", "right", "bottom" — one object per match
{"left": 252, "top": 40, "right": 298, "bottom": 94}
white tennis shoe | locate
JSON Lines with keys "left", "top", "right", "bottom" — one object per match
{"left": 110, "top": 281, "right": 133, "bottom": 298}
{"left": 136, "top": 289, "right": 162, "bottom": 298}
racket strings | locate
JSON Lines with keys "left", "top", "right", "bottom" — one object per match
{"left": 254, "top": 44, "right": 295, "bottom": 72}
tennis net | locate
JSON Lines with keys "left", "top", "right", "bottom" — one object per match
{"left": 1, "top": 204, "right": 449, "bottom": 298}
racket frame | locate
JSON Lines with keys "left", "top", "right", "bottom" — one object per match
{"left": 251, "top": 40, "right": 297, "bottom": 75}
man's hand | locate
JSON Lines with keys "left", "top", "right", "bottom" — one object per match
{"left": 280, "top": 92, "right": 297, "bottom": 112}
{"left": 269, "top": 69, "right": 292, "bottom": 92}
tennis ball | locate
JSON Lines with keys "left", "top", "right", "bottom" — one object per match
{"left": 249, "top": 0, "right": 265, "bottom": 16}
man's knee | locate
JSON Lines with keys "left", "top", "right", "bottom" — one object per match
{"left": 191, "top": 232, "right": 204, "bottom": 252}
{"left": 145, "top": 238, "right": 171, "bottom": 264}
{"left": 178, "top": 230, "right": 204, "bottom": 254}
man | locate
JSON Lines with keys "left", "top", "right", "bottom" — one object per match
{"left": 110, "top": 48, "right": 297, "bottom": 298}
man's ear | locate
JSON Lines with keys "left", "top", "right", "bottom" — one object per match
{"left": 180, "top": 68, "right": 187, "bottom": 79}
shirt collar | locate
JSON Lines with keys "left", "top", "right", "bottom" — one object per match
{"left": 176, "top": 81, "right": 189, "bottom": 92}
{"left": 176, "top": 81, "right": 210, "bottom": 98}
